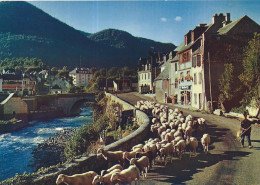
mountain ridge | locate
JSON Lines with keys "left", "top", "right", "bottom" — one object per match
{"left": 0, "top": 1, "right": 176, "bottom": 68}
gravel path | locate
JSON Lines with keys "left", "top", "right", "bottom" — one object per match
{"left": 118, "top": 92, "right": 260, "bottom": 185}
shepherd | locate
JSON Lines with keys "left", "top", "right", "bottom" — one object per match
{"left": 240, "top": 111, "right": 259, "bottom": 148}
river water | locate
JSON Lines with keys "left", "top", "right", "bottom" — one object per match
{"left": 0, "top": 107, "right": 93, "bottom": 182}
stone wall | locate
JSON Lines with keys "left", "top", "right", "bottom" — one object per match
{"left": 30, "top": 93, "right": 151, "bottom": 185}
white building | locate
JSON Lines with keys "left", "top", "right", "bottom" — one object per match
{"left": 69, "top": 67, "right": 93, "bottom": 87}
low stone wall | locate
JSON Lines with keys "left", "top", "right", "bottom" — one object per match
{"left": 30, "top": 93, "right": 150, "bottom": 185}
{"left": 105, "top": 92, "right": 135, "bottom": 111}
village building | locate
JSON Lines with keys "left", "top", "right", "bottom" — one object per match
{"left": 154, "top": 61, "right": 170, "bottom": 103}
{"left": 0, "top": 93, "right": 28, "bottom": 120}
{"left": 69, "top": 67, "right": 93, "bottom": 87}
{"left": 137, "top": 53, "right": 163, "bottom": 94}
{"left": 175, "top": 13, "right": 260, "bottom": 111}
{"left": 0, "top": 74, "right": 36, "bottom": 96}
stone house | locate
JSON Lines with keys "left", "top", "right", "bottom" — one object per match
{"left": 176, "top": 13, "right": 260, "bottom": 111}
{"left": 154, "top": 61, "right": 170, "bottom": 103}
{"left": 0, "top": 93, "right": 28, "bottom": 120}
{"left": 137, "top": 53, "right": 164, "bottom": 94}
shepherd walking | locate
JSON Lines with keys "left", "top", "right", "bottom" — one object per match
{"left": 240, "top": 111, "right": 258, "bottom": 148}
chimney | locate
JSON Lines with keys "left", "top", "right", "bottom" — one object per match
{"left": 226, "top": 13, "right": 231, "bottom": 24}
{"left": 212, "top": 13, "right": 218, "bottom": 24}
{"left": 212, "top": 13, "right": 225, "bottom": 24}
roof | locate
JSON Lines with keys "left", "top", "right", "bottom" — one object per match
{"left": 155, "top": 67, "right": 169, "bottom": 81}
{"left": 0, "top": 74, "right": 23, "bottom": 80}
{"left": 173, "top": 55, "right": 178, "bottom": 62}
{"left": 177, "top": 42, "right": 194, "bottom": 54}
{"left": 218, "top": 16, "right": 244, "bottom": 35}
{"left": 0, "top": 93, "right": 15, "bottom": 105}
{"left": 174, "top": 42, "right": 185, "bottom": 52}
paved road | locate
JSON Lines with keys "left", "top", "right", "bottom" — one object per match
{"left": 118, "top": 92, "right": 260, "bottom": 185}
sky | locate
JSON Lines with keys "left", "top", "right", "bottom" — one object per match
{"left": 29, "top": 1, "right": 260, "bottom": 46}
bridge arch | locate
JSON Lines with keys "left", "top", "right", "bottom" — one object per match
{"left": 69, "top": 98, "right": 93, "bottom": 116}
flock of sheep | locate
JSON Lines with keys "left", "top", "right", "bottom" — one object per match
{"left": 56, "top": 100, "right": 211, "bottom": 185}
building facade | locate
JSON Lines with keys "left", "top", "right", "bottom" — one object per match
{"left": 69, "top": 67, "right": 93, "bottom": 87}
{"left": 174, "top": 13, "right": 260, "bottom": 111}
{"left": 137, "top": 53, "right": 164, "bottom": 94}
{"left": 0, "top": 74, "right": 36, "bottom": 96}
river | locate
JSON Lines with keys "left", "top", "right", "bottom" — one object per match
{"left": 0, "top": 106, "right": 93, "bottom": 182}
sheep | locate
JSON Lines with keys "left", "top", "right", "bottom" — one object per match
{"left": 158, "top": 125, "right": 166, "bottom": 136}
{"left": 174, "top": 130, "right": 183, "bottom": 138}
{"left": 130, "top": 156, "right": 150, "bottom": 178}
{"left": 165, "top": 133, "right": 174, "bottom": 142}
{"left": 159, "top": 143, "right": 174, "bottom": 165}
{"left": 143, "top": 143, "right": 157, "bottom": 165}
{"left": 97, "top": 148, "right": 124, "bottom": 167}
{"left": 132, "top": 143, "right": 144, "bottom": 151}
{"left": 92, "top": 169, "right": 121, "bottom": 185}
{"left": 133, "top": 147, "right": 143, "bottom": 153}
{"left": 175, "top": 139, "right": 186, "bottom": 159}
{"left": 186, "top": 137, "right": 199, "bottom": 157}
{"left": 110, "top": 165, "right": 140, "bottom": 185}
{"left": 152, "top": 118, "right": 157, "bottom": 124}
{"left": 56, "top": 171, "right": 97, "bottom": 185}
{"left": 123, "top": 151, "right": 137, "bottom": 160}
{"left": 201, "top": 134, "right": 210, "bottom": 154}
{"left": 100, "top": 164, "right": 123, "bottom": 176}
{"left": 185, "top": 126, "right": 193, "bottom": 140}
{"left": 136, "top": 150, "right": 154, "bottom": 169}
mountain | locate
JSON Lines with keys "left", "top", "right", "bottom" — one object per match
{"left": 0, "top": 1, "right": 176, "bottom": 68}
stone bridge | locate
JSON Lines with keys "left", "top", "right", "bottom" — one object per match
{"left": 22, "top": 93, "right": 96, "bottom": 116}
{"left": 56, "top": 93, "right": 96, "bottom": 115}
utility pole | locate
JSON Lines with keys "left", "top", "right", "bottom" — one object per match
{"left": 208, "top": 52, "right": 213, "bottom": 113}
{"left": 106, "top": 68, "right": 108, "bottom": 92}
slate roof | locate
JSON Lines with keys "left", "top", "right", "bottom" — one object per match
{"left": 174, "top": 42, "right": 185, "bottom": 52}
{"left": 218, "top": 16, "right": 244, "bottom": 35}
{"left": 155, "top": 67, "right": 169, "bottom": 81}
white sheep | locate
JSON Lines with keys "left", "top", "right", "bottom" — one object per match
{"left": 132, "top": 143, "right": 144, "bottom": 151}
{"left": 110, "top": 165, "right": 140, "bottom": 185}
{"left": 159, "top": 142, "right": 174, "bottom": 165}
{"left": 185, "top": 126, "right": 193, "bottom": 140}
{"left": 92, "top": 169, "right": 121, "bottom": 185}
{"left": 56, "top": 171, "right": 97, "bottom": 185}
{"left": 97, "top": 148, "right": 124, "bottom": 167}
{"left": 175, "top": 139, "right": 186, "bottom": 159}
{"left": 201, "top": 134, "right": 210, "bottom": 154}
{"left": 130, "top": 156, "right": 150, "bottom": 178}
{"left": 123, "top": 151, "right": 137, "bottom": 160}
{"left": 100, "top": 164, "right": 123, "bottom": 176}
{"left": 186, "top": 137, "right": 198, "bottom": 157}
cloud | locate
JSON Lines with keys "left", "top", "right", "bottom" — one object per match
{"left": 160, "top": 17, "right": 167, "bottom": 22}
{"left": 174, "top": 16, "right": 182, "bottom": 22}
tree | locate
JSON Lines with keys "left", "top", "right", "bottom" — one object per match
{"left": 239, "top": 33, "right": 260, "bottom": 104}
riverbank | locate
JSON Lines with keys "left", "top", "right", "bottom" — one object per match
{"left": 30, "top": 128, "right": 77, "bottom": 170}
{"left": 0, "top": 107, "right": 93, "bottom": 182}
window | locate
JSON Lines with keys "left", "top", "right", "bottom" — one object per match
{"left": 198, "top": 72, "right": 202, "bottom": 84}
{"left": 180, "top": 72, "right": 184, "bottom": 82}
{"left": 148, "top": 73, "right": 150, "bottom": 79}
{"left": 175, "top": 79, "right": 178, "bottom": 88}
{"left": 197, "top": 55, "right": 201, "bottom": 67}
{"left": 175, "top": 63, "right": 178, "bottom": 72}
{"left": 192, "top": 56, "right": 196, "bottom": 67}
{"left": 194, "top": 73, "right": 197, "bottom": 85}
{"left": 194, "top": 93, "right": 197, "bottom": 105}
{"left": 185, "top": 71, "right": 192, "bottom": 81}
